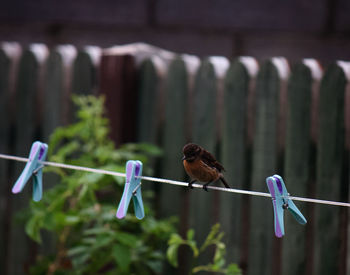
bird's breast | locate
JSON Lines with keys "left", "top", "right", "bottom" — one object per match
{"left": 183, "top": 159, "right": 220, "bottom": 182}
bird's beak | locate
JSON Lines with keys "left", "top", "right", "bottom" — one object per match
{"left": 182, "top": 155, "right": 186, "bottom": 161}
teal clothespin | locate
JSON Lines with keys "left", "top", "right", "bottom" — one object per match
{"left": 116, "top": 160, "right": 144, "bottom": 220}
{"left": 266, "top": 174, "right": 307, "bottom": 237}
{"left": 12, "top": 141, "right": 48, "bottom": 202}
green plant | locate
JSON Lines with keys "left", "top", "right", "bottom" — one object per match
{"left": 24, "top": 95, "right": 176, "bottom": 274}
{"left": 167, "top": 224, "right": 241, "bottom": 275}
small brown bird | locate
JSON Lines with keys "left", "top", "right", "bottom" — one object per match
{"left": 182, "top": 143, "right": 230, "bottom": 191}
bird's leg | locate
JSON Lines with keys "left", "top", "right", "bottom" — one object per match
{"left": 203, "top": 182, "right": 211, "bottom": 192}
{"left": 219, "top": 176, "right": 230, "bottom": 188}
{"left": 188, "top": 180, "right": 196, "bottom": 189}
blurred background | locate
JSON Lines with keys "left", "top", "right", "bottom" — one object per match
{"left": 1, "top": 0, "right": 350, "bottom": 62}
{"left": 0, "top": 1, "right": 350, "bottom": 275}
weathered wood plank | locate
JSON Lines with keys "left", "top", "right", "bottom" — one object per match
{"left": 43, "top": 46, "right": 75, "bottom": 140}
{"left": 160, "top": 57, "right": 188, "bottom": 216}
{"left": 220, "top": 59, "right": 251, "bottom": 265}
{"left": 282, "top": 62, "right": 315, "bottom": 275}
{"left": 248, "top": 60, "right": 282, "bottom": 275}
{"left": 0, "top": 42, "right": 20, "bottom": 275}
{"left": 41, "top": 46, "right": 77, "bottom": 258}
{"left": 70, "top": 47, "right": 98, "bottom": 123}
{"left": 315, "top": 63, "right": 347, "bottom": 275}
{"left": 72, "top": 47, "right": 99, "bottom": 96}
{"left": 9, "top": 44, "right": 48, "bottom": 275}
{"left": 0, "top": 45, "right": 10, "bottom": 275}
{"left": 190, "top": 58, "right": 217, "bottom": 246}
{"left": 136, "top": 59, "right": 158, "bottom": 143}
{"left": 98, "top": 54, "right": 137, "bottom": 146}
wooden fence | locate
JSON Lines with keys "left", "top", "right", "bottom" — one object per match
{"left": 0, "top": 42, "right": 349, "bottom": 275}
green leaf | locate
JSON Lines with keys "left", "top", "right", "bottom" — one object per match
{"left": 214, "top": 242, "right": 226, "bottom": 265}
{"left": 200, "top": 223, "right": 221, "bottom": 252}
{"left": 187, "top": 229, "right": 195, "bottom": 240}
{"left": 80, "top": 172, "right": 104, "bottom": 185}
{"left": 226, "top": 263, "right": 242, "bottom": 275}
{"left": 146, "top": 260, "right": 163, "bottom": 273}
{"left": 82, "top": 237, "right": 96, "bottom": 245}
{"left": 167, "top": 244, "right": 180, "bottom": 267}
{"left": 53, "top": 212, "right": 66, "bottom": 228}
{"left": 114, "top": 232, "right": 138, "bottom": 247}
{"left": 168, "top": 233, "right": 183, "bottom": 245}
{"left": 188, "top": 240, "right": 199, "bottom": 258}
{"left": 112, "top": 244, "right": 131, "bottom": 272}
{"left": 72, "top": 252, "right": 91, "bottom": 267}
{"left": 68, "top": 246, "right": 88, "bottom": 257}
{"left": 25, "top": 215, "right": 42, "bottom": 243}
{"left": 93, "top": 234, "right": 113, "bottom": 249}
{"left": 83, "top": 227, "right": 111, "bottom": 236}
{"left": 192, "top": 264, "right": 215, "bottom": 273}
{"left": 65, "top": 215, "right": 81, "bottom": 225}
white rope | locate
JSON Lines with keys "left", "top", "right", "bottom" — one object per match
{"left": 1, "top": 153, "right": 349, "bottom": 208}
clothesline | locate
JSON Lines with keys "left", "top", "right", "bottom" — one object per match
{"left": 0, "top": 153, "right": 349, "bottom": 208}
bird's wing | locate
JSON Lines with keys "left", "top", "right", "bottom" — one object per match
{"left": 200, "top": 149, "right": 225, "bottom": 172}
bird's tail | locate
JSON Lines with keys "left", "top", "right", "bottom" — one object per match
{"left": 219, "top": 175, "right": 230, "bottom": 188}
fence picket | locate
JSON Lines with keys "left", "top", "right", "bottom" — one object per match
{"left": 137, "top": 59, "right": 158, "bottom": 143}
{"left": 221, "top": 59, "right": 251, "bottom": 266}
{"left": 43, "top": 48, "right": 70, "bottom": 140}
{"left": 248, "top": 60, "right": 282, "bottom": 275}
{"left": 99, "top": 54, "right": 137, "bottom": 146}
{"left": 283, "top": 62, "right": 316, "bottom": 275}
{"left": 72, "top": 48, "right": 99, "bottom": 96}
{"left": 9, "top": 45, "right": 48, "bottom": 275}
{"left": 190, "top": 59, "right": 217, "bottom": 248}
{"left": 0, "top": 44, "right": 18, "bottom": 275}
{"left": 159, "top": 57, "right": 188, "bottom": 213}
{"left": 315, "top": 63, "right": 347, "bottom": 275}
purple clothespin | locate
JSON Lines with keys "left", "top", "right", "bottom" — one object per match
{"left": 12, "top": 141, "right": 48, "bottom": 202}
{"left": 266, "top": 175, "right": 307, "bottom": 238}
{"left": 116, "top": 160, "right": 144, "bottom": 220}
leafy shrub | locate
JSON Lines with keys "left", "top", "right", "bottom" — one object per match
{"left": 167, "top": 224, "right": 241, "bottom": 275}
{"left": 24, "top": 96, "right": 176, "bottom": 274}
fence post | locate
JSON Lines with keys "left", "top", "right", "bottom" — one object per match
{"left": 315, "top": 63, "right": 347, "bottom": 275}
{"left": 221, "top": 58, "right": 254, "bottom": 267}
{"left": 248, "top": 59, "right": 286, "bottom": 275}
{"left": 8, "top": 44, "right": 48, "bottom": 275}
{"left": 283, "top": 61, "right": 321, "bottom": 275}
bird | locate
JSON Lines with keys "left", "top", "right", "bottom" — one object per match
{"left": 182, "top": 143, "right": 230, "bottom": 191}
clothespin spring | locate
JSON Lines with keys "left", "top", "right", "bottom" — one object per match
{"left": 282, "top": 193, "right": 290, "bottom": 209}
{"left": 132, "top": 182, "right": 142, "bottom": 196}
{"left": 271, "top": 194, "right": 290, "bottom": 209}
{"left": 33, "top": 164, "right": 45, "bottom": 175}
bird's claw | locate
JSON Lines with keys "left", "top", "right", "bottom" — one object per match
{"left": 188, "top": 182, "right": 194, "bottom": 189}
{"left": 203, "top": 185, "right": 209, "bottom": 192}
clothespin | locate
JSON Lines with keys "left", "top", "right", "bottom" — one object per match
{"left": 116, "top": 160, "right": 144, "bottom": 220}
{"left": 12, "top": 141, "right": 48, "bottom": 202}
{"left": 266, "top": 174, "right": 307, "bottom": 238}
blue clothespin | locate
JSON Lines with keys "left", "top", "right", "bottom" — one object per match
{"left": 116, "top": 160, "right": 144, "bottom": 220}
{"left": 266, "top": 174, "right": 307, "bottom": 238}
{"left": 12, "top": 141, "right": 48, "bottom": 202}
